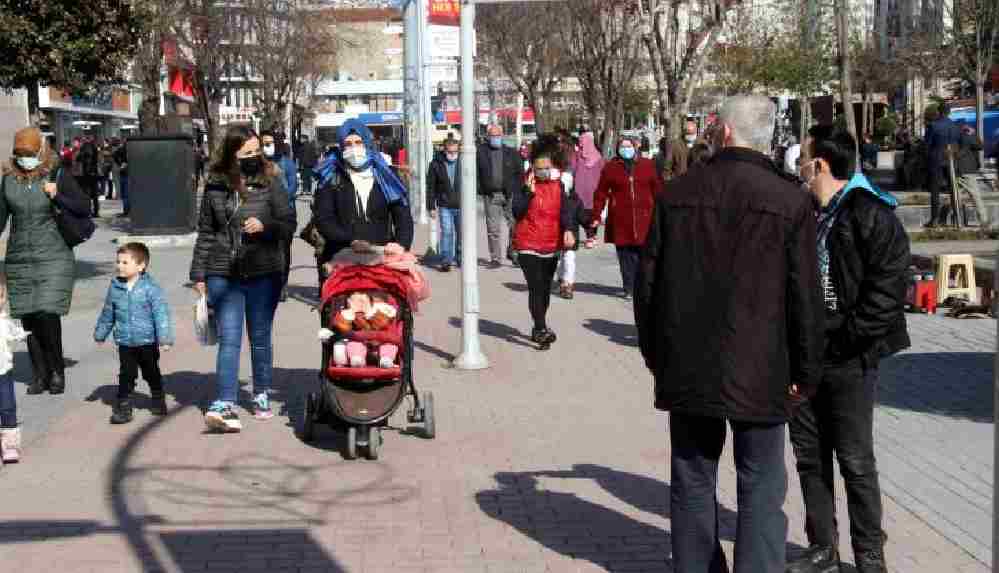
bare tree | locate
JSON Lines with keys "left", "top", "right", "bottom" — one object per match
{"left": 638, "top": 0, "right": 743, "bottom": 137}
{"left": 834, "top": 0, "right": 858, "bottom": 155}
{"left": 949, "top": 0, "right": 999, "bottom": 166}
{"left": 477, "top": 4, "right": 572, "bottom": 134}
{"left": 241, "top": 0, "right": 339, "bottom": 131}
{"left": 133, "top": 0, "right": 186, "bottom": 133}
{"left": 562, "top": 0, "right": 647, "bottom": 153}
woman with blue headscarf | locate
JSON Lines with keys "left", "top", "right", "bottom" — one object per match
{"left": 313, "top": 120, "right": 414, "bottom": 278}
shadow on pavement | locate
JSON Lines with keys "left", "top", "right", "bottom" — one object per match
{"left": 448, "top": 316, "right": 534, "bottom": 349}
{"left": 10, "top": 352, "right": 79, "bottom": 386}
{"left": 414, "top": 340, "right": 455, "bottom": 363}
{"left": 477, "top": 465, "right": 807, "bottom": 570}
{"left": 159, "top": 529, "right": 347, "bottom": 572}
{"left": 570, "top": 282, "right": 625, "bottom": 297}
{"left": 878, "top": 352, "right": 993, "bottom": 423}
{"left": 583, "top": 318, "right": 638, "bottom": 347}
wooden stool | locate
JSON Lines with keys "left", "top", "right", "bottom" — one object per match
{"left": 936, "top": 254, "right": 978, "bottom": 305}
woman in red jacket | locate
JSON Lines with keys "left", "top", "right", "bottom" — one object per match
{"left": 590, "top": 136, "right": 662, "bottom": 300}
{"left": 512, "top": 137, "right": 579, "bottom": 350}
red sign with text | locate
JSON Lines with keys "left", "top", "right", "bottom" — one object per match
{"left": 429, "top": 0, "right": 460, "bottom": 26}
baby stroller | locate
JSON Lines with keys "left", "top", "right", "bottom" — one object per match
{"left": 299, "top": 260, "right": 435, "bottom": 460}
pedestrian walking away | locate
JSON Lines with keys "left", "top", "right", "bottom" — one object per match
{"left": 512, "top": 136, "right": 581, "bottom": 350}
{"left": 298, "top": 134, "right": 319, "bottom": 197}
{"left": 113, "top": 139, "right": 130, "bottom": 216}
{"left": 636, "top": 95, "right": 824, "bottom": 573}
{"left": 590, "top": 135, "right": 661, "bottom": 300}
{"left": 313, "top": 119, "right": 415, "bottom": 289}
{"left": 0, "top": 274, "right": 28, "bottom": 467}
{"left": 94, "top": 243, "right": 176, "bottom": 425}
{"left": 428, "top": 138, "right": 462, "bottom": 272}
{"left": 262, "top": 130, "right": 299, "bottom": 302}
{"left": 923, "top": 103, "right": 962, "bottom": 227}
{"left": 74, "top": 138, "right": 102, "bottom": 218}
{"left": 0, "top": 127, "right": 90, "bottom": 397}
{"left": 787, "top": 126, "right": 910, "bottom": 573}
{"left": 477, "top": 124, "right": 524, "bottom": 268}
{"left": 190, "top": 125, "right": 297, "bottom": 433}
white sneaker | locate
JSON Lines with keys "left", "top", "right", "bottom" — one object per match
{"left": 1, "top": 427, "right": 21, "bottom": 463}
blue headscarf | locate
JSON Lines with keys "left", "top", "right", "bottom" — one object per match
{"left": 313, "top": 119, "right": 408, "bottom": 206}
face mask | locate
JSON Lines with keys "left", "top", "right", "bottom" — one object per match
{"left": 239, "top": 156, "right": 263, "bottom": 177}
{"left": 343, "top": 146, "right": 369, "bottom": 168}
{"left": 262, "top": 144, "right": 276, "bottom": 158}
{"left": 619, "top": 147, "right": 636, "bottom": 160}
{"left": 801, "top": 159, "right": 820, "bottom": 189}
{"left": 489, "top": 136, "right": 503, "bottom": 148}
{"left": 549, "top": 168, "right": 561, "bottom": 181}
{"left": 535, "top": 168, "right": 552, "bottom": 181}
{"left": 685, "top": 134, "right": 697, "bottom": 143}
{"left": 16, "top": 156, "right": 41, "bottom": 171}
{"left": 445, "top": 152, "right": 458, "bottom": 163}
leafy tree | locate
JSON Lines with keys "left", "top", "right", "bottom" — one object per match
{"left": 0, "top": 0, "right": 142, "bottom": 103}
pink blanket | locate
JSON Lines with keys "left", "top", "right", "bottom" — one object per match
{"left": 329, "top": 250, "right": 431, "bottom": 310}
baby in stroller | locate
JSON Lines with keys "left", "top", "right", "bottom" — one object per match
{"left": 328, "top": 291, "right": 399, "bottom": 369}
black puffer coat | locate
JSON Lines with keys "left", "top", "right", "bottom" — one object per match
{"left": 824, "top": 190, "right": 910, "bottom": 365}
{"left": 190, "top": 171, "right": 297, "bottom": 282}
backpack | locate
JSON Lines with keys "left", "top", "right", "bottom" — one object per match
{"left": 50, "top": 168, "right": 96, "bottom": 248}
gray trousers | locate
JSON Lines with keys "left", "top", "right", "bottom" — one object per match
{"left": 484, "top": 192, "right": 514, "bottom": 262}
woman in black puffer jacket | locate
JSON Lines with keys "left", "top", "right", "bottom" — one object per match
{"left": 190, "top": 125, "right": 296, "bottom": 433}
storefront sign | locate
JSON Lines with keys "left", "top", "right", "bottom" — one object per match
{"left": 428, "top": 0, "right": 459, "bottom": 26}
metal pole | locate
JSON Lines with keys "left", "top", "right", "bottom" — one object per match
{"left": 404, "top": 0, "right": 422, "bottom": 224}
{"left": 417, "top": 0, "right": 432, "bottom": 227}
{"left": 994, "top": 244, "right": 998, "bottom": 573}
{"left": 455, "top": 0, "right": 489, "bottom": 370}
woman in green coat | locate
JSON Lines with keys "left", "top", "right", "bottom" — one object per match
{"left": 0, "top": 127, "right": 90, "bottom": 395}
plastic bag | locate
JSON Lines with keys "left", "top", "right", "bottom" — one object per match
{"left": 194, "top": 295, "right": 217, "bottom": 346}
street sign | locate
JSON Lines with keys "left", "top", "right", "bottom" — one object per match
{"left": 429, "top": 0, "right": 460, "bottom": 25}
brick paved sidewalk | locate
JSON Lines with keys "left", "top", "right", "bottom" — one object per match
{"left": 0, "top": 226, "right": 993, "bottom": 573}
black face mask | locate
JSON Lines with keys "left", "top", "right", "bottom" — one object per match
{"left": 239, "top": 156, "right": 263, "bottom": 177}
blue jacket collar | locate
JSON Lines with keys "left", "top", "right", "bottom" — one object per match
{"left": 843, "top": 172, "right": 898, "bottom": 209}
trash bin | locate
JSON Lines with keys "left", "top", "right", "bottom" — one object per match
{"left": 125, "top": 134, "right": 196, "bottom": 235}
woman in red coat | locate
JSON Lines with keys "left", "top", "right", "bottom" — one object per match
{"left": 590, "top": 136, "right": 662, "bottom": 300}
{"left": 512, "top": 137, "right": 578, "bottom": 350}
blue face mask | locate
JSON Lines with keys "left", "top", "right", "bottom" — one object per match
{"left": 619, "top": 146, "right": 636, "bottom": 160}
{"left": 489, "top": 136, "right": 503, "bottom": 148}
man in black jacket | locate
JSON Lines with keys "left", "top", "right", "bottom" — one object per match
{"left": 477, "top": 125, "right": 524, "bottom": 268}
{"left": 636, "top": 95, "right": 824, "bottom": 573}
{"left": 428, "top": 138, "right": 462, "bottom": 272}
{"left": 924, "top": 104, "right": 961, "bottom": 227}
{"left": 298, "top": 134, "right": 319, "bottom": 196}
{"left": 787, "top": 127, "right": 910, "bottom": 573}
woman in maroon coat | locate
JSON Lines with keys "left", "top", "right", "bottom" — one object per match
{"left": 590, "top": 136, "right": 661, "bottom": 300}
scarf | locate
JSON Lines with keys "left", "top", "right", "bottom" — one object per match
{"left": 313, "top": 119, "right": 409, "bottom": 206}
{"left": 577, "top": 133, "right": 601, "bottom": 168}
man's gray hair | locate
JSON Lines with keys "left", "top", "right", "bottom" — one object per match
{"left": 718, "top": 96, "right": 775, "bottom": 153}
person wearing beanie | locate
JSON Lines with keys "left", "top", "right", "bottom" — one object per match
{"left": 0, "top": 127, "right": 91, "bottom": 395}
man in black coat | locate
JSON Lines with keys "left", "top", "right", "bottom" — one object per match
{"left": 427, "top": 138, "right": 462, "bottom": 272}
{"left": 636, "top": 95, "right": 824, "bottom": 573}
{"left": 924, "top": 104, "right": 962, "bottom": 226}
{"left": 477, "top": 124, "right": 524, "bottom": 268}
{"left": 298, "top": 135, "right": 319, "bottom": 196}
{"left": 787, "top": 127, "right": 910, "bottom": 573}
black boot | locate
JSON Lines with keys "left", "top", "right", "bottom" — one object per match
{"left": 786, "top": 545, "right": 839, "bottom": 573}
{"left": 110, "top": 400, "right": 133, "bottom": 424}
{"left": 854, "top": 550, "right": 887, "bottom": 573}
{"left": 43, "top": 318, "right": 66, "bottom": 395}
{"left": 25, "top": 334, "right": 49, "bottom": 395}
{"left": 150, "top": 393, "right": 167, "bottom": 416}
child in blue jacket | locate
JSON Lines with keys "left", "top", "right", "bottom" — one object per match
{"left": 94, "top": 243, "right": 175, "bottom": 424}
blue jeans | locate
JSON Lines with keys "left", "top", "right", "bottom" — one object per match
{"left": 670, "top": 413, "right": 788, "bottom": 573}
{"left": 119, "top": 173, "right": 129, "bottom": 213}
{"left": 207, "top": 274, "right": 282, "bottom": 404}
{"left": 439, "top": 207, "right": 461, "bottom": 265}
{"left": 0, "top": 372, "right": 15, "bottom": 427}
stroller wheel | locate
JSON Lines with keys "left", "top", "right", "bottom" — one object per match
{"left": 366, "top": 427, "right": 381, "bottom": 460}
{"left": 422, "top": 392, "right": 436, "bottom": 440}
{"left": 298, "top": 393, "right": 316, "bottom": 443}
{"left": 345, "top": 426, "right": 358, "bottom": 460}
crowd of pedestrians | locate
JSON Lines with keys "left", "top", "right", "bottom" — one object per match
{"left": 0, "top": 89, "right": 918, "bottom": 572}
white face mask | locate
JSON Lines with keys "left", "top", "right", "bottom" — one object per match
{"left": 262, "top": 144, "right": 276, "bottom": 157}
{"left": 16, "top": 156, "right": 41, "bottom": 171}
{"left": 685, "top": 134, "right": 697, "bottom": 143}
{"left": 342, "top": 146, "right": 368, "bottom": 168}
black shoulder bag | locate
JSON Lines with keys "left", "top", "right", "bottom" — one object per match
{"left": 51, "top": 168, "right": 96, "bottom": 248}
